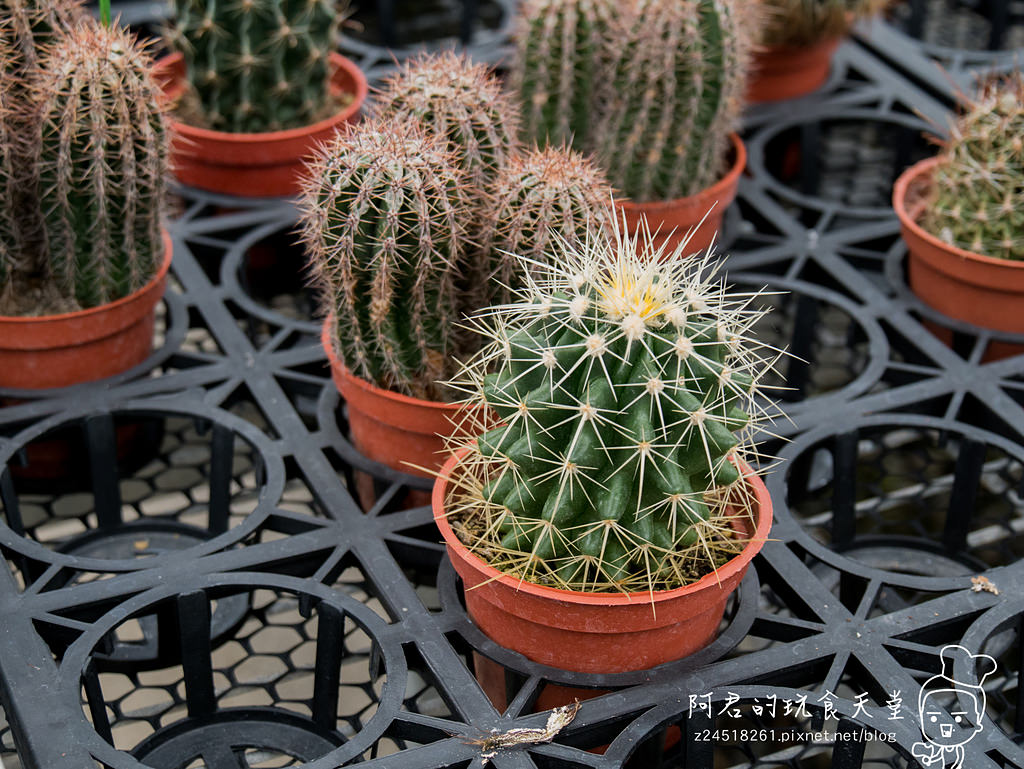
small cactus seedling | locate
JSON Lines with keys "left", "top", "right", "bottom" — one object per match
{"left": 374, "top": 52, "right": 521, "bottom": 191}
{"left": 921, "top": 73, "right": 1024, "bottom": 261}
{"left": 444, "top": 217, "right": 781, "bottom": 593}
{"left": 512, "top": 0, "right": 616, "bottom": 149}
{"left": 165, "top": 0, "right": 343, "bottom": 132}
{"left": 479, "top": 146, "right": 613, "bottom": 306}
{"left": 592, "top": 0, "right": 753, "bottom": 202}
{"left": 299, "top": 118, "right": 474, "bottom": 401}
{"left": 31, "top": 20, "right": 168, "bottom": 308}
{"left": 759, "top": 0, "right": 890, "bottom": 48}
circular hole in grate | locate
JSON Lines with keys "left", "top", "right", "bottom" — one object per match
{"left": 77, "top": 584, "right": 396, "bottom": 768}
{"left": 785, "top": 423, "right": 1024, "bottom": 572}
{"left": 890, "top": 0, "right": 1024, "bottom": 54}
{"left": 346, "top": 0, "right": 508, "bottom": 47}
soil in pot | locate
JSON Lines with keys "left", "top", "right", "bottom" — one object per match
{"left": 433, "top": 450, "right": 773, "bottom": 711}
{"left": 615, "top": 133, "right": 746, "bottom": 255}
{"left": 894, "top": 157, "right": 1024, "bottom": 361}
{"left": 153, "top": 53, "right": 368, "bottom": 198}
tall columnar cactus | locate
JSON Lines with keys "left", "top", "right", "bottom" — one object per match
{"left": 479, "top": 146, "right": 613, "bottom": 306}
{"left": 166, "top": 0, "right": 343, "bottom": 132}
{"left": 300, "top": 118, "right": 474, "bottom": 401}
{"left": 31, "top": 20, "right": 168, "bottom": 308}
{"left": 0, "top": 76, "right": 17, "bottom": 289}
{"left": 512, "top": 0, "right": 616, "bottom": 149}
{"left": 920, "top": 73, "right": 1024, "bottom": 261}
{"left": 760, "top": 0, "right": 890, "bottom": 48}
{"left": 592, "top": 0, "right": 752, "bottom": 202}
{"left": 374, "top": 52, "right": 521, "bottom": 191}
{"left": 447, "top": 220, "right": 778, "bottom": 592}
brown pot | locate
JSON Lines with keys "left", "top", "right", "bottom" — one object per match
{"left": 153, "top": 53, "right": 368, "bottom": 198}
{"left": 433, "top": 449, "right": 772, "bottom": 709}
{"left": 0, "top": 230, "right": 172, "bottom": 390}
{"left": 894, "top": 157, "right": 1024, "bottom": 359}
{"left": 746, "top": 37, "right": 842, "bottom": 103}
{"left": 615, "top": 133, "right": 746, "bottom": 254}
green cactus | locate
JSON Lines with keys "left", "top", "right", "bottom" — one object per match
{"left": 0, "top": 0, "right": 81, "bottom": 81}
{"left": 512, "top": 0, "right": 615, "bottom": 149}
{"left": 591, "top": 0, "right": 752, "bottom": 202}
{"left": 375, "top": 51, "right": 521, "bottom": 191}
{"left": 479, "top": 145, "right": 613, "bottom": 306}
{"left": 0, "top": 75, "right": 17, "bottom": 289}
{"left": 165, "top": 0, "right": 343, "bottom": 133}
{"left": 920, "top": 73, "right": 1024, "bottom": 261}
{"left": 760, "top": 0, "right": 890, "bottom": 48}
{"left": 31, "top": 20, "right": 168, "bottom": 308}
{"left": 447, "top": 219, "right": 778, "bottom": 592}
{"left": 300, "top": 118, "right": 474, "bottom": 401}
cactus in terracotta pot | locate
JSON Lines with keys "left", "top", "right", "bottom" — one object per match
{"left": 920, "top": 73, "right": 1024, "bottom": 261}
{"left": 445, "top": 218, "right": 780, "bottom": 592}
{"left": 760, "top": 0, "right": 890, "bottom": 48}
{"left": 299, "top": 118, "right": 475, "bottom": 401}
{"left": 479, "top": 145, "right": 613, "bottom": 305}
{"left": 374, "top": 51, "right": 521, "bottom": 190}
{"left": 28, "top": 20, "right": 168, "bottom": 308}
{"left": 512, "top": 0, "right": 616, "bottom": 148}
{"left": 591, "top": 0, "right": 752, "bottom": 202}
{"left": 164, "top": 0, "right": 344, "bottom": 132}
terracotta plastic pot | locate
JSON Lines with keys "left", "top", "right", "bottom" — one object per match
{"left": 153, "top": 53, "right": 368, "bottom": 198}
{"left": 433, "top": 450, "right": 773, "bottom": 684}
{"left": 615, "top": 133, "right": 746, "bottom": 255}
{"left": 0, "top": 230, "right": 173, "bottom": 390}
{"left": 322, "top": 318, "right": 467, "bottom": 480}
{"left": 746, "top": 37, "right": 842, "bottom": 103}
{"left": 894, "top": 157, "right": 1024, "bottom": 359}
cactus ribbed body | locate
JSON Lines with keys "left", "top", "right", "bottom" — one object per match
{"left": 513, "top": 0, "right": 615, "bottom": 149}
{"left": 0, "top": 79, "right": 17, "bottom": 287}
{"left": 921, "top": 74, "right": 1024, "bottom": 261}
{"left": 300, "top": 119, "right": 472, "bottom": 401}
{"left": 452, "top": 223, "right": 776, "bottom": 591}
{"left": 1, "top": 0, "right": 80, "bottom": 81}
{"left": 593, "top": 0, "right": 751, "bottom": 202}
{"left": 375, "top": 52, "right": 520, "bottom": 191}
{"left": 32, "top": 21, "right": 168, "bottom": 308}
{"left": 167, "top": 0, "right": 341, "bottom": 132}
{"left": 760, "top": 0, "right": 889, "bottom": 48}
{"left": 480, "top": 146, "right": 612, "bottom": 306}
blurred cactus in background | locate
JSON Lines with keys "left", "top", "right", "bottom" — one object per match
{"left": 592, "top": 0, "right": 752, "bottom": 202}
{"left": 759, "top": 0, "right": 890, "bottom": 48}
{"left": 921, "top": 72, "right": 1024, "bottom": 261}
{"left": 512, "top": 0, "right": 615, "bottom": 149}
{"left": 165, "top": 0, "right": 344, "bottom": 132}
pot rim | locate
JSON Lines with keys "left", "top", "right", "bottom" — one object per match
{"left": 153, "top": 52, "right": 369, "bottom": 144}
{"left": 615, "top": 132, "right": 747, "bottom": 212}
{"left": 432, "top": 448, "right": 773, "bottom": 607}
{"left": 0, "top": 229, "right": 173, "bottom": 325}
{"left": 893, "top": 156, "right": 1024, "bottom": 270}
{"left": 320, "top": 315, "right": 465, "bottom": 415}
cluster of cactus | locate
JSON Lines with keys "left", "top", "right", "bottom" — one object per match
{"left": 921, "top": 73, "right": 1024, "bottom": 261}
{"left": 513, "top": 0, "right": 752, "bottom": 202}
{"left": 446, "top": 221, "right": 778, "bottom": 592}
{"left": 479, "top": 146, "right": 613, "bottom": 306}
{"left": 375, "top": 52, "right": 521, "bottom": 191}
{"left": 0, "top": 13, "right": 168, "bottom": 313}
{"left": 165, "top": 0, "right": 343, "bottom": 132}
{"left": 299, "top": 119, "right": 471, "bottom": 400}
{"left": 759, "top": 0, "right": 890, "bottom": 48}
{"left": 512, "top": 0, "right": 615, "bottom": 149}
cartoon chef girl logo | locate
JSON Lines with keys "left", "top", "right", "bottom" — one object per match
{"left": 911, "top": 644, "right": 997, "bottom": 768}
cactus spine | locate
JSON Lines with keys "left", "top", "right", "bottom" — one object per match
{"left": 921, "top": 73, "right": 1024, "bottom": 261}
{"left": 0, "top": 76, "right": 17, "bottom": 288}
{"left": 31, "top": 20, "right": 168, "bottom": 308}
{"left": 375, "top": 52, "right": 521, "bottom": 191}
{"left": 300, "top": 118, "right": 473, "bottom": 401}
{"left": 166, "top": 0, "right": 343, "bottom": 132}
{"left": 447, "top": 220, "right": 778, "bottom": 592}
{"left": 480, "top": 146, "right": 613, "bottom": 306}
{"left": 592, "top": 0, "right": 751, "bottom": 202}
{"left": 760, "top": 0, "right": 890, "bottom": 48}
{"left": 512, "top": 0, "right": 615, "bottom": 149}
{"left": 1, "top": 0, "right": 81, "bottom": 82}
